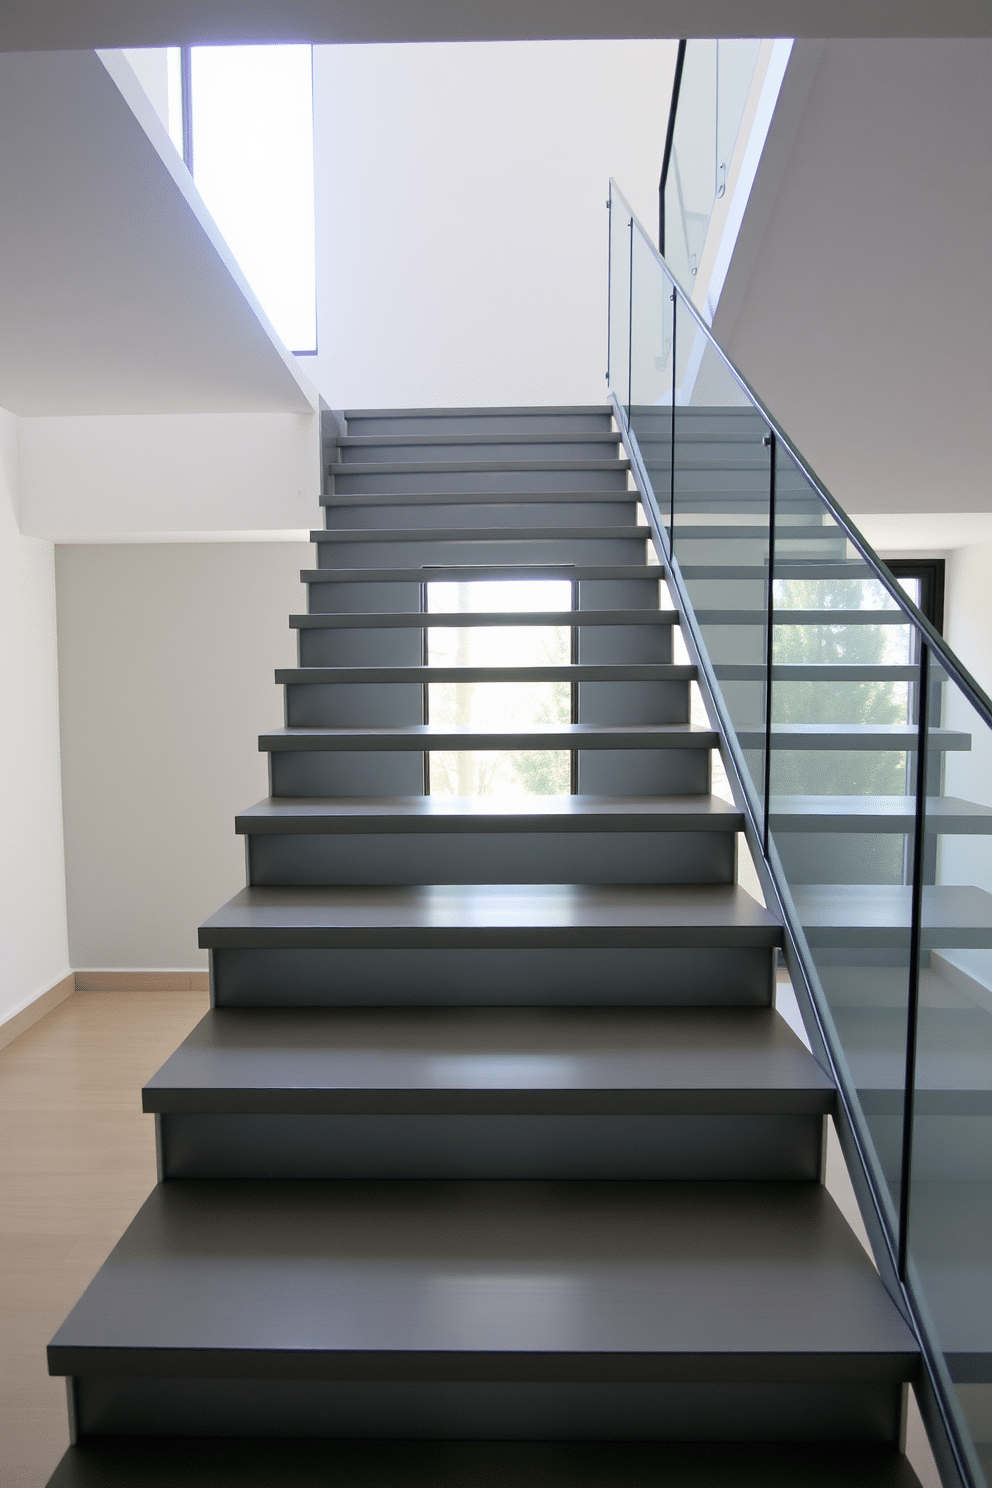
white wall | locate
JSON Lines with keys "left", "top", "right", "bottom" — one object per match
{"left": 721, "top": 39, "right": 992, "bottom": 520}
{"left": 308, "top": 40, "right": 675, "bottom": 411}
{"left": 18, "top": 412, "right": 320, "bottom": 541}
{"left": 55, "top": 541, "right": 311, "bottom": 969}
{"left": 0, "top": 408, "right": 70, "bottom": 1023}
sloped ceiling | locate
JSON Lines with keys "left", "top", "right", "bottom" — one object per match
{"left": 719, "top": 38, "right": 992, "bottom": 519}
{"left": 0, "top": 0, "right": 989, "bottom": 47}
{"left": 0, "top": 49, "right": 316, "bottom": 415}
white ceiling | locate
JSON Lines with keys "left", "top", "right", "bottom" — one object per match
{"left": 0, "top": 49, "right": 316, "bottom": 415}
{"left": 0, "top": 0, "right": 989, "bottom": 46}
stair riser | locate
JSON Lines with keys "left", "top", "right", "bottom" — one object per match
{"left": 330, "top": 469, "right": 630, "bottom": 496}
{"left": 304, "top": 578, "right": 665, "bottom": 613}
{"left": 344, "top": 412, "right": 614, "bottom": 437}
{"left": 315, "top": 538, "right": 648, "bottom": 568}
{"left": 209, "top": 946, "right": 776, "bottom": 1008}
{"left": 245, "top": 830, "right": 736, "bottom": 886}
{"left": 336, "top": 442, "right": 622, "bottom": 463}
{"left": 321, "top": 502, "right": 637, "bottom": 531}
{"left": 68, "top": 1376, "right": 905, "bottom": 1444}
{"left": 295, "top": 628, "right": 673, "bottom": 668}
{"left": 283, "top": 682, "right": 688, "bottom": 728}
{"left": 268, "top": 749, "right": 710, "bottom": 798}
{"left": 157, "top": 1112, "right": 824, "bottom": 1181}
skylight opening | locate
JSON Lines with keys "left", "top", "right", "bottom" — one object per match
{"left": 187, "top": 45, "right": 317, "bottom": 355}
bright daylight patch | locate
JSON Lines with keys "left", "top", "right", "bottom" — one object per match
{"left": 190, "top": 45, "right": 317, "bottom": 353}
{"left": 427, "top": 580, "right": 573, "bottom": 798}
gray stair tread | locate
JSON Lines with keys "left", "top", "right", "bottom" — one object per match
{"left": 666, "top": 525, "right": 840, "bottom": 540}
{"left": 895, "top": 1180, "right": 992, "bottom": 1378}
{"left": 260, "top": 723, "right": 719, "bottom": 751}
{"left": 835, "top": 998, "right": 992, "bottom": 1104}
{"left": 716, "top": 664, "right": 925, "bottom": 682}
{"left": 301, "top": 564, "right": 666, "bottom": 582}
{"left": 198, "top": 883, "right": 781, "bottom": 949}
{"left": 684, "top": 564, "right": 891, "bottom": 580}
{"left": 335, "top": 434, "right": 622, "bottom": 450}
{"left": 736, "top": 724, "right": 970, "bottom": 752}
{"left": 235, "top": 794, "right": 744, "bottom": 835}
{"left": 310, "top": 526, "right": 650, "bottom": 542}
{"left": 277, "top": 664, "right": 690, "bottom": 685}
{"left": 327, "top": 460, "right": 631, "bottom": 475}
{"left": 345, "top": 405, "right": 612, "bottom": 418}
{"left": 794, "top": 884, "right": 992, "bottom": 948}
{"left": 321, "top": 488, "right": 630, "bottom": 505}
{"left": 45, "top": 1438, "right": 924, "bottom": 1488}
{"left": 291, "top": 609, "right": 676, "bottom": 627}
{"left": 47, "top": 1180, "right": 915, "bottom": 1379}
{"left": 143, "top": 1006, "right": 832, "bottom": 1115}
{"left": 771, "top": 795, "right": 992, "bottom": 832}
{"left": 696, "top": 609, "right": 910, "bottom": 625}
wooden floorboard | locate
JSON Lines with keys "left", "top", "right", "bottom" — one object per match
{"left": 0, "top": 984, "right": 208, "bottom": 1488}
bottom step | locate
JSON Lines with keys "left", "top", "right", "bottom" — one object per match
{"left": 47, "top": 1437, "right": 924, "bottom": 1487}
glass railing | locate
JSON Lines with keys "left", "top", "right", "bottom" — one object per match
{"left": 661, "top": 39, "right": 762, "bottom": 292}
{"left": 608, "top": 177, "right": 992, "bottom": 1488}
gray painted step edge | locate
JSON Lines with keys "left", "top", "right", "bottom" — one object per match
{"left": 234, "top": 795, "right": 744, "bottom": 834}
{"left": 42, "top": 1436, "right": 926, "bottom": 1487}
{"left": 259, "top": 724, "right": 720, "bottom": 752}
{"left": 291, "top": 610, "right": 677, "bottom": 629}
{"left": 770, "top": 795, "right": 992, "bottom": 832}
{"left": 198, "top": 883, "right": 782, "bottom": 950}
{"left": 142, "top": 1007, "right": 833, "bottom": 1116}
{"left": 277, "top": 665, "right": 691, "bottom": 684}
{"left": 301, "top": 565, "right": 666, "bottom": 583}
{"left": 47, "top": 1181, "right": 914, "bottom": 1381}
{"left": 310, "top": 527, "right": 651, "bottom": 543}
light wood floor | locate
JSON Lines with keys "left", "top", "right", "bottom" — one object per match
{"left": 0, "top": 980, "right": 940, "bottom": 1488}
{"left": 0, "top": 984, "right": 208, "bottom": 1488}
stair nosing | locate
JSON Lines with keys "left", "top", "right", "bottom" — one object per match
{"left": 259, "top": 723, "right": 719, "bottom": 751}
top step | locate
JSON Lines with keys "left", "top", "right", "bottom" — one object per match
{"left": 341, "top": 407, "right": 613, "bottom": 438}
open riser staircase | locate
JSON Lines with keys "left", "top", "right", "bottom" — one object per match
{"left": 44, "top": 406, "right": 928, "bottom": 1486}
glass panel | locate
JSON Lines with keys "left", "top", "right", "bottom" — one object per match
{"left": 666, "top": 284, "right": 769, "bottom": 810}
{"left": 768, "top": 446, "right": 917, "bottom": 1228}
{"left": 627, "top": 223, "right": 674, "bottom": 545}
{"left": 607, "top": 185, "right": 632, "bottom": 415}
{"left": 908, "top": 671, "right": 992, "bottom": 1486}
{"left": 667, "top": 40, "right": 716, "bottom": 291}
{"left": 664, "top": 40, "right": 761, "bottom": 291}
{"left": 716, "top": 40, "right": 762, "bottom": 200}
{"left": 426, "top": 579, "right": 572, "bottom": 799}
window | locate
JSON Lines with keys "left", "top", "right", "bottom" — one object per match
{"left": 426, "top": 579, "right": 574, "bottom": 798}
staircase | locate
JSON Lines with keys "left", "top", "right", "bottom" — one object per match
{"left": 46, "top": 406, "right": 925, "bottom": 1486}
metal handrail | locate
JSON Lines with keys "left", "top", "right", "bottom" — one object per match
{"left": 658, "top": 40, "right": 686, "bottom": 254}
{"left": 609, "top": 178, "right": 992, "bottom": 734}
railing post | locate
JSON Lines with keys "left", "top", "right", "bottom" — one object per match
{"left": 605, "top": 191, "right": 612, "bottom": 387}
{"left": 626, "top": 218, "right": 634, "bottom": 429}
{"left": 898, "top": 640, "right": 930, "bottom": 1280}
{"left": 762, "top": 431, "right": 776, "bottom": 856}
{"left": 669, "top": 291, "right": 677, "bottom": 554}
